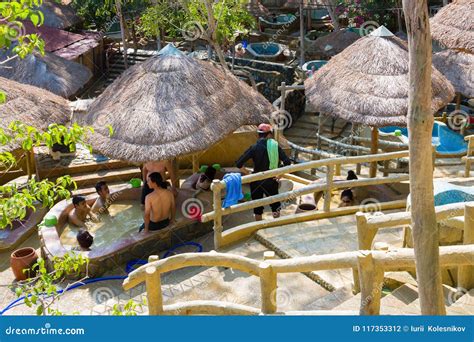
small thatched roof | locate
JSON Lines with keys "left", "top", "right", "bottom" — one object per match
{"left": 0, "top": 78, "right": 71, "bottom": 152}
{"left": 432, "top": 49, "right": 474, "bottom": 98}
{"left": 247, "top": 0, "right": 270, "bottom": 17}
{"left": 306, "top": 28, "right": 360, "bottom": 59}
{"left": 430, "top": 0, "right": 474, "bottom": 53}
{"left": 0, "top": 51, "right": 92, "bottom": 98}
{"left": 39, "top": 0, "right": 82, "bottom": 29}
{"left": 78, "top": 44, "right": 273, "bottom": 163}
{"left": 304, "top": 26, "right": 455, "bottom": 127}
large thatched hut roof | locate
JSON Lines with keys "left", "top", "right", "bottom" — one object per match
{"left": 306, "top": 28, "right": 360, "bottom": 59}
{"left": 39, "top": 0, "right": 82, "bottom": 29}
{"left": 433, "top": 49, "right": 474, "bottom": 98}
{"left": 78, "top": 44, "right": 273, "bottom": 163}
{"left": 430, "top": 0, "right": 474, "bottom": 53}
{"left": 0, "top": 78, "right": 71, "bottom": 152}
{"left": 0, "top": 51, "right": 92, "bottom": 98}
{"left": 304, "top": 26, "right": 455, "bottom": 127}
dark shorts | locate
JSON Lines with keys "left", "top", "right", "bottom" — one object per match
{"left": 141, "top": 181, "right": 153, "bottom": 205}
{"left": 250, "top": 178, "right": 280, "bottom": 215}
{"left": 139, "top": 218, "right": 170, "bottom": 232}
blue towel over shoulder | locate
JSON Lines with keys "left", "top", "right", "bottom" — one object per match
{"left": 222, "top": 173, "right": 244, "bottom": 208}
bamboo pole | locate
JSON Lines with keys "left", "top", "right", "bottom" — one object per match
{"left": 115, "top": 0, "right": 128, "bottom": 69}
{"left": 145, "top": 266, "right": 163, "bottom": 315}
{"left": 323, "top": 165, "right": 334, "bottom": 212}
{"left": 369, "top": 127, "right": 379, "bottom": 178}
{"left": 276, "top": 82, "right": 286, "bottom": 143}
{"left": 458, "top": 203, "right": 474, "bottom": 289}
{"left": 192, "top": 154, "right": 199, "bottom": 173}
{"left": 358, "top": 253, "right": 384, "bottom": 315}
{"left": 259, "top": 262, "right": 277, "bottom": 314}
{"left": 403, "top": 0, "right": 446, "bottom": 315}
{"left": 298, "top": 1, "right": 305, "bottom": 68}
{"left": 212, "top": 179, "right": 223, "bottom": 249}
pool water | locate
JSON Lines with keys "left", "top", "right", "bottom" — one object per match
{"left": 60, "top": 200, "right": 144, "bottom": 250}
{"left": 379, "top": 122, "right": 467, "bottom": 155}
{"left": 248, "top": 43, "right": 282, "bottom": 55}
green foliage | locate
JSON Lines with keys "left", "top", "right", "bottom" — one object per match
{"left": 112, "top": 297, "right": 146, "bottom": 316}
{"left": 70, "top": 0, "right": 115, "bottom": 30}
{"left": 335, "top": 0, "right": 399, "bottom": 31}
{"left": 13, "top": 253, "right": 89, "bottom": 316}
{"left": 138, "top": 0, "right": 186, "bottom": 39}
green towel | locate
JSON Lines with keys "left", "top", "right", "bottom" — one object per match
{"left": 267, "top": 139, "right": 279, "bottom": 170}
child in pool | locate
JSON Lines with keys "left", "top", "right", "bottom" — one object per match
{"left": 91, "top": 181, "right": 111, "bottom": 214}
{"left": 68, "top": 196, "right": 98, "bottom": 228}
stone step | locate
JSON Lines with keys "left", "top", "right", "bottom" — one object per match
{"left": 303, "top": 284, "right": 354, "bottom": 311}
{"left": 447, "top": 289, "right": 474, "bottom": 315}
{"left": 72, "top": 180, "right": 133, "bottom": 197}
{"left": 37, "top": 159, "right": 132, "bottom": 179}
{"left": 70, "top": 167, "right": 141, "bottom": 188}
{"left": 380, "top": 284, "right": 419, "bottom": 315}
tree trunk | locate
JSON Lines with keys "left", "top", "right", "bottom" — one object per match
{"left": 299, "top": 1, "right": 305, "bottom": 68}
{"left": 115, "top": 0, "right": 128, "bottom": 69}
{"left": 402, "top": 0, "right": 446, "bottom": 315}
{"left": 323, "top": 0, "right": 340, "bottom": 31}
{"left": 203, "top": 0, "right": 228, "bottom": 70}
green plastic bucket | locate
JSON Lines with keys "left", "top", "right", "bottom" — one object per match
{"left": 44, "top": 215, "right": 58, "bottom": 227}
{"left": 130, "top": 178, "right": 142, "bottom": 188}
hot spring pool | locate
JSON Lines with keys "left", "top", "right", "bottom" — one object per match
{"left": 60, "top": 200, "right": 144, "bottom": 250}
{"left": 247, "top": 43, "right": 283, "bottom": 59}
{"left": 379, "top": 121, "right": 467, "bottom": 155}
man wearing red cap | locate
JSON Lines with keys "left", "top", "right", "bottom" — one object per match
{"left": 236, "top": 123, "right": 292, "bottom": 221}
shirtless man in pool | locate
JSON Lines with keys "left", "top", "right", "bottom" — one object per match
{"left": 68, "top": 196, "right": 98, "bottom": 228}
{"left": 141, "top": 160, "right": 177, "bottom": 205}
{"left": 139, "top": 172, "right": 176, "bottom": 233}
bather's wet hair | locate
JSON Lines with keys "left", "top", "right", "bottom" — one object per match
{"left": 72, "top": 196, "right": 86, "bottom": 207}
{"left": 77, "top": 229, "right": 93, "bottom": 249}
{"left": 148, "top": 172, "right": 169, "bottom": 189}
{"left": 199, "top": 166, "right": 217, "bottom": 183}
{"left": 347, "top": 170, "right": 358, "bottom": 181}
{"left": 95, "top": 181, "right": 107, "bottom": 194}
{"left": 340, "top": 189, "right": 354, "bottom": 201}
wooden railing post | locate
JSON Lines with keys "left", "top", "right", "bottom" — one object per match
{"left": 458, "top": 203, "right": 474, "bottom": 289}
{"left": 260, "top": 262, "right": 277, "bottom": 314}
{"left": 358, "top": 252, "right": 384, "bottom": 315}
{"left": 323, "top": 165, "right": 334, "bottom": 212}
{"left": 146, "top": 266, "right": 163, "bottom": 315}
{"left": 212, "top": 180, "right": 223, "bottom": 249}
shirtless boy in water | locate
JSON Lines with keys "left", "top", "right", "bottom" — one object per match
{"left": 141, "top": 160, "right": 177, "bottom": 205}
{"left": 91, "top": 181, "right": 110, "bottom": 214}
{"left": 68, "top": 196, "right": 97, "bottom": 228}
{"left": 139, "top": 172, "right": 176, "bottom": 233}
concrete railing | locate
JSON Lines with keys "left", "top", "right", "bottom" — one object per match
{"left": 123, "top": 245, "right": 474, "bottom": 316}
{"left": 355, "top": 201, "right": 474, "bottom": 292}
{"left": 200, "top": 151, "right": 410, "bottom": 248}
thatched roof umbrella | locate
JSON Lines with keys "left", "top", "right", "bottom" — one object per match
{"left": 78, "top": 44, "right": 272, "bottom": 163}
{"left": 433, "top": 50, "right": 474, "bottom": 98}
{"left": 247, "top": 0, "right": 270, "bottom": 18}
{"left": 430, "top": 0, "right": 474, "bottom": 54}
{"left": 305, "top": 26, "right": 455, "bottom": 177}
{"left": 0, "top": 51, "right": 92, "bottom": 98}
{"left": 39, "top": 0, "right": 82, "bottom": 30}
{"left": 305, "top": 28, "right": 360, "bottom": 59}
{"left": 0, "top": 77, "right": 71, "bottom": 176}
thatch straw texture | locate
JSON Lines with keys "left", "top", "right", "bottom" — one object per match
{"left": 430, "top": 0, "right": 474, "bottom": 53}
{"left": 306, "top": 29, "right": 360, "bottom": 59}
{"left": 432, "top": 49, "right": 474, "bottom": 98}
{"left": 40, "top": 0, "right": 82, "bottom": 29}
{"left": 78, "top": 44, "right": 273, "bottom": 163}
{"left": 247, "top": 0, "right": 270, "bottom": 17}
{"left": 0, "top": 77, "right": 71, "bottom": 152}
{"left": 0, "top": 51, "right": 92, "bottom": 98}
{"left": 304, "top": 27, "right": 455, "bottom": 127}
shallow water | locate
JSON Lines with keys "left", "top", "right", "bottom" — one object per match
{"left": 60, "top": 200, "right": 143, "bottom": 250}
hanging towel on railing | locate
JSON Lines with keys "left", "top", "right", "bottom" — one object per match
{"left": 222, "top": 173, "right": 243, "bottom": 208}
{"left": 267, "top": 138, "right": 279, "bottom": 170}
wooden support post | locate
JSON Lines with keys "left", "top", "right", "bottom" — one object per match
{"left": 276, "top": 82, "right": 286, "bottom": 143}
{"left": 383, "top": 160, "right": 390, "bottom": 177}
{"left": 317, "top": 114, "right": 323, "bottom": 150}
{"left": 259, "top": 262, "right": 277, "bottom": 314}
{"left": 369, "top": 127, "right": 379, "bottom": 178}
{"left": 458, "top": 203, "right": 474, "bottom": 289}
{"left": 323, "top": 165, "right": 334, "bottom": 212}
{"left": 432, "top": 145, "right": 437, "bottom": 170}
{"left": 358, "top": 253, "right": 384, "bottom": 315}
{"left": 353, "top": 212, "right": 377, "bottom": 294}
{"left": 192, "top": 154, "right": 199, "bottom": 173}
{"left": 145, "top": 266, "right": 163, "bottom": 315}
{"left": 212, "top": 180, "right": 223, "bottom": 249}
{"left": 335, "top": 164, "right": 341, "bottom": 176}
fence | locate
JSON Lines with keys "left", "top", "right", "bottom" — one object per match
{"left": 463, "top": 135, "right": 474, "bottom": 177}
{"left": 200, "top": 150, "right": 410, "bottom": 248}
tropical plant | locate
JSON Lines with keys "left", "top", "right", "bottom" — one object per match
{"left": 335, "top": 0, "right": 399, "bottom": 31}
{"left": 13, "top": 253, "right": 89, "bottom": 316}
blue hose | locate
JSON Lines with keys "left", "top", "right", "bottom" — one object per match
{"left": 1, "top": 242, "right": 203, "bottom": 315}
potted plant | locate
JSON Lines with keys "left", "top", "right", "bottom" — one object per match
{"left": 10, "top": 247, "right": 38, "bottom": 281}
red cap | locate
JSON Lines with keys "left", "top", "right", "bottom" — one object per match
{"left": 257, "top": 123, "right": 273, "bottom": 133}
